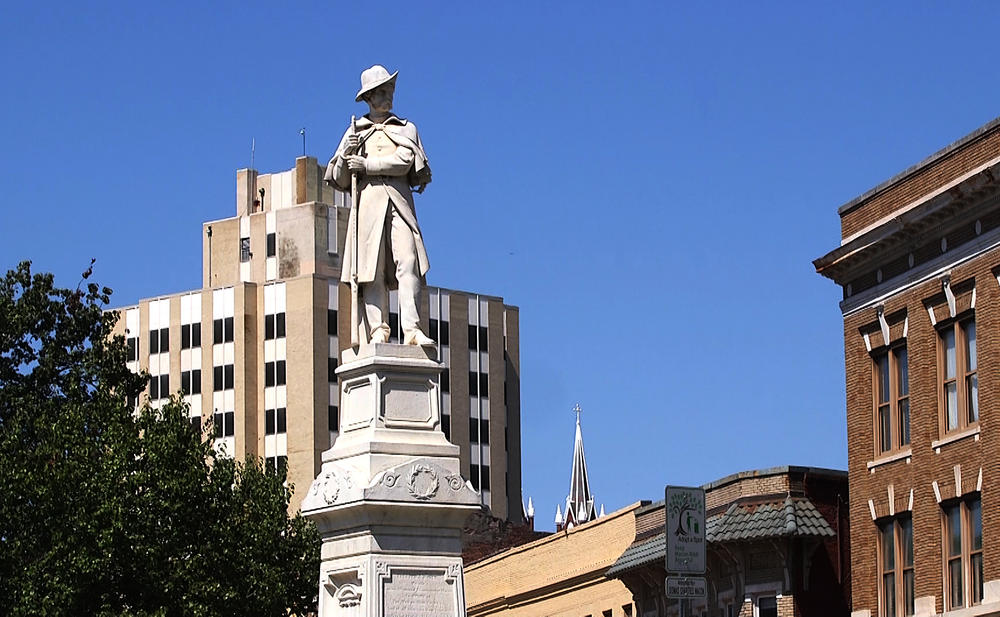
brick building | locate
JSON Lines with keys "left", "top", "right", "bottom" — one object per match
{"left": 815, "top": 116, "right": 1000, "bottom": 616}
{"left": 464, "top": 502, "right": 641, "bottom": 617}
{"left": 112, "top": 156, "right": 523, "bottom": 519}
{"left": 607, "top": 466, "right": 849, "bottom": 617}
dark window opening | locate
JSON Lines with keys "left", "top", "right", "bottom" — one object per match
{"left": 214, "top": 364, "right": 233, "bottom": 391}
{"left": 469, "top": 463, "right": 480, "bottom": 491}
{"left": 213, "top": 411, "right": 234, "bottom": 438}
{"left": 182, "top": 323, "right": 201, "bottom": 349}
{"left": 758, "top": 597, "right": 777, "bottom": 617}
{"left": 240, "top": 237, "right": 251, "bottom": 262}
{"left": 265, "top": 408, "right": 287, "bottom": 435}
{"left": 266, "top": 232, "right": 276, "bottom": 257}
{"left": 328, "top": 405, "right": 339, "bottom": 433}
{"left": 265, "top": 455, "right": 287, "bottom": 477}
{"left": 389, "top": 311, "right": 400, "bottom": 342}
{"left": 149, "top": 328, "right": 168, "bottom": 354}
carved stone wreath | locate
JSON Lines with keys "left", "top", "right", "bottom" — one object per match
{"left": 407, "top": 464, "right": 439, "bottom": 500}
{"left": 320, "top": 469, "right": 351, "bottom": 505}
{"left": 322, "top": 471, "right": 342, "bottom": 505}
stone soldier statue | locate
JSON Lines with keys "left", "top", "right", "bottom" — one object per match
{"left": 325, "top": 65, "right": 434, "bottom": 346}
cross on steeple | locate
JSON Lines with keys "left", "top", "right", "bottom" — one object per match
{"left": 573, "top": 403, "right": 582, "bottom": 424}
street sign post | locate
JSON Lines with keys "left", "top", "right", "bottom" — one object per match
{"left": 665, "top": 576, "right": 707, "bottom": 599}
{"left": 665, "top": 485, "right": 706, "bottom": 574}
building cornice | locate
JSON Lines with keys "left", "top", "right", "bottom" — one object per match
{"left": 837, "top": 115, "right": 1000, "bottom": 216}
{"left": 815, "top": 160, "right": 1000, "bottom": 285}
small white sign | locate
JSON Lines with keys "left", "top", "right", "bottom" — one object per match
{"left": 666, "top": 576, "right": 707, "bottom": 599}
{"left": 665, "top": 485, "right": 706, "bottom": 574}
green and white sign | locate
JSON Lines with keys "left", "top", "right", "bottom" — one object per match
{"left": 665, "top": 486, "right": 705, "bottom": 574}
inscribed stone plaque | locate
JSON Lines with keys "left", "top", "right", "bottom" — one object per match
{"left": 383, "top": 378, "right": 434, "bottom": 427}
{"left": 382, "top": 570, "right": 455, "bottom": 616}
{"left": 342, "top": 377, "right": 374, "bottom": 432}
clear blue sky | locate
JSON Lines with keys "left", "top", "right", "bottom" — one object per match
{"left": 3, "top": 2, "right": 999, "bottom": 529}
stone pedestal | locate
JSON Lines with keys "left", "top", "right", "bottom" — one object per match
{"left": 303, "top": 344, "right": 480, "bottom": 617}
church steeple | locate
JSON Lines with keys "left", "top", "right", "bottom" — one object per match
{"left": 558, "top": 404, "right": 596, "bottom": 530}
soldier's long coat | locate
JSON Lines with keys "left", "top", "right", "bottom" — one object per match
{"left": 325, "top": 114, "right": 432, "bottom": 287}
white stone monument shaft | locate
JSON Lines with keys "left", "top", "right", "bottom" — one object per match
{"left": 302, "top": 344, "right": 479, "bottom": 617}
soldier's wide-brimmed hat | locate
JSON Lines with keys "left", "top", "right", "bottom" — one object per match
{"left": 355, "top": 65, "right": 398, "bottom": 102}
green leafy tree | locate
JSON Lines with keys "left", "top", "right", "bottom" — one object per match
{"left": 0, "top": 261, "right": 319, "bottom": 617}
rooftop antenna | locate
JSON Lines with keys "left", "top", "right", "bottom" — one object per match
{"left": 250, "top": 137, "right": 255, "bottom": 170}
{"left": 299, "top": 127, "right": 306, "bottom": 156}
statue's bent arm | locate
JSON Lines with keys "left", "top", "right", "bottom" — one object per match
{"left": 365, "top": 147, "right": 414, "bottom": 176}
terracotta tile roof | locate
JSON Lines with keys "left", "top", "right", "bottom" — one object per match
{"left": 607, "top": 497, "right": 834, "bottom": 576}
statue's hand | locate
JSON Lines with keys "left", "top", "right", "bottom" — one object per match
{"left": 346, "top": 133, "right": 359, "bottom": 153}
{"left": 346, "top": 155, "right": 366, "bottom": 173}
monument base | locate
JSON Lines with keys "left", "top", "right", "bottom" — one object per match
{"left": 303, "top": 343, "right": 480, "bottom": 617}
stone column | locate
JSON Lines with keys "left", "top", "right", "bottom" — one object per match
{"left": 302, "top": 343, "right": 480, "bottom": 617}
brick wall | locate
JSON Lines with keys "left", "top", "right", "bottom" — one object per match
{"left": 464, "top": 503, "right": 640, "bottom": 617}
{"left": 843, "top": 244, "right": 1000, "bottom": 615}
{"left": 840, "top": 125, "right": 1000, "bottom": 240}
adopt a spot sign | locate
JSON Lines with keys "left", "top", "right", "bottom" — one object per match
{"left": 665, "top": 486, "right": 705, "bottom": 574}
